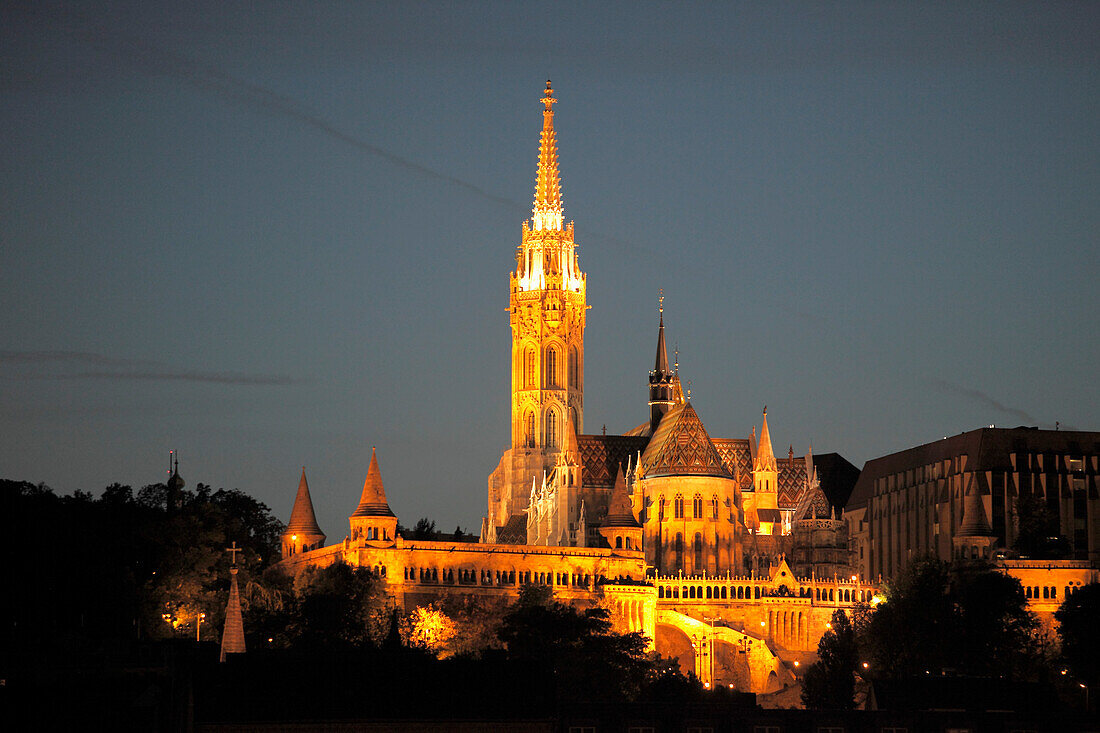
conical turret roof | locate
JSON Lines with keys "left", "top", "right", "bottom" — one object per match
{"left": 286, "top": 468, "right": 325, "bottom": 539}
{"left": 560, "top": 410, "right": 579, "bottom": 457}
{"left": 639, "top": 403, "right": 733, "bottom": 479}
{"left": 754, "top": 408, "right": 778, "bottom": 473}
{"left": 603, "top": 464, "right": 641, "bottom": 528}
{"left": 351, "top": 447, "right": 395, "bottom": 518}
{"left": 959, "top": 484, "right": 993, "bottom": 536}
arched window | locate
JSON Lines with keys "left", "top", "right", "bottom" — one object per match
{"left": 525, "top": 346, "right": 537, "bottom": 387}
{"left": 546, "top": 346, "right": 559, "bottom": 387}
{"left": 675, "top": 532, "right": 684, "bottom": 567}
{"left": 694, "top": 532, "right": 703, "bottom": 570}
{"left": 545, "top": 409, "right": 558, "bottom": 448}
{"left": 674, "top": 494, "right": 684, "bottom": 519}
{"left": 693, "top": 494, "right": 703, "bottom": 518}
{"left": 615, "top": 536, "right": 623, "bottom": 549}
{"left": 711, "top": 496, "right": 720, "bottom": 520}
{"left": 569, "top": 347, "right": 578, "bottom": 388}
{"left": 659, "top": 498, "right": 666, "bottom": 521}
{"left": 524, "top": 411, "right": 536, "bottom": 447}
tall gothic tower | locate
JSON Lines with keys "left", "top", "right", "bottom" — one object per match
{"left": 485, "top": 81, "right": 587, "bottom": 540}
{"left": 510, "top": 80, "right": 586, "bottom": 450}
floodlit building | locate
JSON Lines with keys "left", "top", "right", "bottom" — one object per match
{"left": 276, "top": 83, "right": 872, "bottom": 694}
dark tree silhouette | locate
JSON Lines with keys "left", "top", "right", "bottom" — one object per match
{"left": 802, "top": 608, "right": 858, "bottom": 709}
{"left": 1055, "top": 582, "right": 1100, "bottom": 688}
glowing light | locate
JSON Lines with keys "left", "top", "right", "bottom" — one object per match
{"left": 862, "top": 662, "right": 869, "bottom": 669}
{"left": 291, "top": 534, "right": 298, "bottom": 541}
{"left": 793, "top": 661, "right": 799, "bottom": 667}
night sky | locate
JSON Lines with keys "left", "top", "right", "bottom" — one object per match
{"left": 3, "top": 2, "right": 1097, "bottom": 538}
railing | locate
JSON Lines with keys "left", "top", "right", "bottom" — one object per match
{"left": 652, "top": 573, "right": 877, "bottom": 606}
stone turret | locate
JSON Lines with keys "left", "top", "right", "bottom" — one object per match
{"left": 599, "top": 465, "right": 643, "bottom": 551}
{"left": 752, "top": 408, "right": 780, "bottom": 536}
{"left": 281, "top": 468, "right": 326, "bottom": 558}
{"left": 349, "top": 447, "right": 398, "bottom": 545}
{"left": 954, "top": 482, "right": 995, "bottom": 561}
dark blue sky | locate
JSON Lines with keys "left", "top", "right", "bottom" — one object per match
{"left": 3, "top": 1, "right": 1097, "bottom": 537}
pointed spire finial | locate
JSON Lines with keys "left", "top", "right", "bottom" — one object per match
{"left": 686, "top": 380, "right": 693, "bottom": 401}
{"left": 658, "top": 289, "right": 664, "bottom": 322}
{"left": 532, "top": 80, "right": 563, "bottom": 231}
{"left": 542, "top": 79, "right": 556, "bottom": 111}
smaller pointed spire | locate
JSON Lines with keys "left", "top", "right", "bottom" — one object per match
{"left": 960, "top": 486, "right": 993, "bottom": 536}
{"left": 219, "top": 542, "right": 246, "bottom": 662}
{"left": 604, "top": 464, "right": 641, "bottom": 528}
{"left": 754, "top": 408, "right": 777, "bottom": 473}
{"left": 351, "top": 447, "right": 395, "bottom": 517}
{"left": 287, "top": 468, "right": 326, "bottom": 540}
{"left": 560, "top": 411, "right": 579, "bottom": 457}
{"left": 654, "top": 290, "right": 669, "bottom": 374}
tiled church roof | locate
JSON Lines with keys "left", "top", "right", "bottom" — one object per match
{"left": 712, "top": 438, "right": 753, "bottom": 491}
{"left": 577, "top": 434, "right": 649, "bottom": 488}
{"left": 639, "top": 403, "right": 732, "bottom": 479}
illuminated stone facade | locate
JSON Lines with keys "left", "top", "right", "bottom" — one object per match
{"left": 275, "top": 83, "right": 873, "bottom": 695}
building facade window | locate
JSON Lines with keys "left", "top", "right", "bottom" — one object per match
{"left": 525, "top": 411, "right": 536, "bottom": 447}
{"left": 525, "top": 346, "right": 537, "bottom": 387}
{"left": 545, "top": 409, "right": 558, "bottom": 447}
{"left": 547, "top": 346, "right": 559, "bottom": 387}
{"left": 693, "top": 494, "right": 703, "bottom": 518}
{"left": 675, "top": 494, "right": 685, "bottom": 519}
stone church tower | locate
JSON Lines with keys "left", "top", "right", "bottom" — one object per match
{"left": 486, "top": 81, "right": 587, "bottom": 540}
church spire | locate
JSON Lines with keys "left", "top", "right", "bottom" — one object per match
{"left": 219, "top": 542, "right": 246, "bottom": 662}
{"left": 754, "top": 407, "right": 778, "bottom": 473}
{"left": 532, "top": 80, "right": 563, "bottom": 232}
{"left": 654, "top": 291, "right": 669, "bottom": 374}
{"left": 649, "top": 292, "right": 676, "bottom": 433}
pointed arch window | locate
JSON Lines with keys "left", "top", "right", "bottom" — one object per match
{"left": 546, "top": 346, "right": 559, "bottom": 387}
{"left": 525, "top": 411, "right": 536, "bottom": 448}
{"left": 569, "top": 347, "right": 578, "bottom": 388}
{"left": 712, "top": 496, "right": 720, "bottom": 520}
{"left": 674, "top": 494, "right": 684, "bottom": 519}
{"left": 525, "top": 346, "right": 537, "bottom": 388}
{"left": 694, "top": 532, "right": 703, "bottom": 570}
{"left": 545, "top": 409, "right": 558, "bottom": 448}
{"left": 692, "top": 494, "right": 703, "bottom": 518}
{"left": 675, "top": 532, "right": 684, "bottom": 568}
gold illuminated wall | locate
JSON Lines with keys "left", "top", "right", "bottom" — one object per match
{"left": 509, "top": 81, "right": 586, "bottom": 452}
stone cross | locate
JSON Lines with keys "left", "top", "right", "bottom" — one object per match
{"left": 226, "top": 541, "right": 242, "bottom": 566}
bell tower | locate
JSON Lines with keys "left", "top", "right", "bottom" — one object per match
{"left": 486, "top": 81, "right": 587, "bottom": 539}
{"left": 509, "top": 80, "right": 586, "bottom": 451}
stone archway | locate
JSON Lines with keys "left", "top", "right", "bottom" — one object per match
{"left": 654, "top": 623, "right": 695, "bottom": 679}
{"left": 712, "top": 639, "right": 752, "bottom": 692}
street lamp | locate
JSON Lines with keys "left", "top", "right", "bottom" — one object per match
{"left": 196, "top": 612, "right": 206, "bottom": 642}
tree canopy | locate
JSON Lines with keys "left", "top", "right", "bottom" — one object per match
{"left": 1055, "top": 582, "right": 1100, "bottom": 687}
{"left": 855, "top": 557, "right": 1042, "bottom": 681}
{"left": 802, "top": 609, "right": 858, "bottom": 709}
